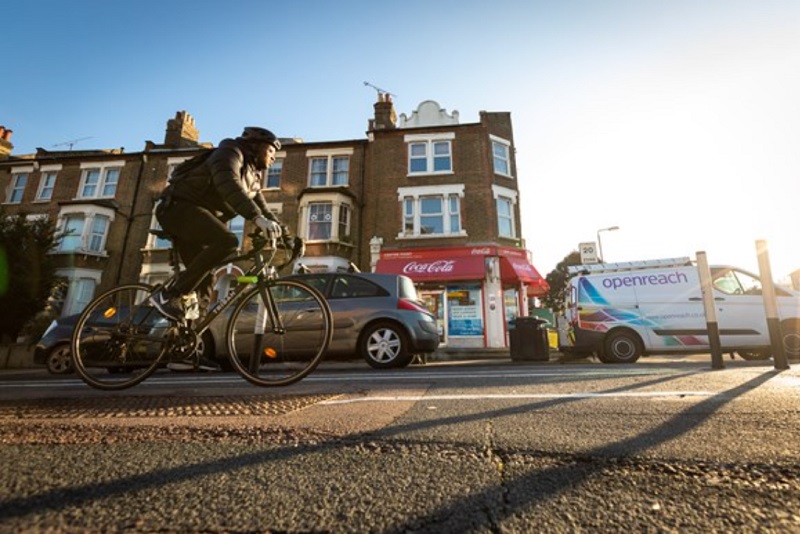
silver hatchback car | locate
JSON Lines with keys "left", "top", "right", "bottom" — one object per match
{"left": 209, "top": 272, "right": 440, "bottom": 369}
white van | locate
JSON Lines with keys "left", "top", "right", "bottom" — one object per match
{"left": 560, "top": 257, "right": 800, "bottom": 363}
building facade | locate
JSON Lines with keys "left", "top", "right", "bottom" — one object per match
{"left": 0, "top": 99, "right": 547, "bottom": 349}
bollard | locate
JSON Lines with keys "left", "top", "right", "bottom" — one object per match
{"left": 696, "top": 252, "right": 724, "bottom": 369}
{"left": 755, "top": 240, "right": 789, "bottom": 370}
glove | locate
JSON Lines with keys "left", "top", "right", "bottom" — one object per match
{"left": 254, "top": 216, "right": 282, "bottom": 239}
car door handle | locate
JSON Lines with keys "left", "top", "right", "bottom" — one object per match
{"left": 689, "top": 297, "right": 725, "bottom": 301}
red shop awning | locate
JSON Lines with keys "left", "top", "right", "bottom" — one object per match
{"left": 375, "top": 255, "right": 486, "bottom": 282}
{"left": 499, "top": 256, "right": 550, "bottom": 297}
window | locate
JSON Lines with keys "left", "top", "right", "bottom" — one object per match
{"left": 338, "top": 204, "right": 351, "bottom": 240}
{"left": 87, "top": 216, "right": 109, "bottom": 252}
{"left": 55, "top": 206, "right": 115, "bottom": 255}
{"left": 307, "top": 203, "right": 333, "bottom": 240}
{"left": 399, "top": 184, "right": 465, "bottom": 238}
{"left": 497, "top": 196, "right": 515, "bottom": 238}
{"left": 491, "top": 136, "right": 512, "bottom": 177}
{"left": 265, "top": 159, "right": 283, "bottom": 189}
{"left": 309, "top": 156, "right": 349, "bottom": 187}
{"left": 405, "top": 133, "right": 454, "bottom": 175}
{"left": 492, "top": 185, "right": 517, "bottom": 239}
{"left": 229, "top": 216, "right": 244, "bottom": 248}
{"left": 299, "top": 192, "right": 353, "bottom": 243}
{"left": 147, "top": 212, "right": 171, "bottom": 250}
{"left": 78, "top": 162, "right": 123, "bottom": 199}
{"left": 36, "top": 171, "right": 58, "bottom": 201}
{"left": 7, "top": 173, "right": 27, "bottom": 203}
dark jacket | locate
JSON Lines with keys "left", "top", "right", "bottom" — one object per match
{"left": 163, "top": 138, "right": 276, "bottom": 222}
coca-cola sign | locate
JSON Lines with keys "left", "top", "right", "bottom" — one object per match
{"left": 403, "top": 260, "right": 456, "bottom": 274}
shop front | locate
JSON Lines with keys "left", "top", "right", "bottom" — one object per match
{"left": 375, "top": 246, "right": 549, "bottom": 349}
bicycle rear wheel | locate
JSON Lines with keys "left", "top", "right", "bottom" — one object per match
{"left": 71, "top": 284, "right": 172, "bottom": 390}
{"left": 226, "top": 279, "right": 332, "bottom": 387}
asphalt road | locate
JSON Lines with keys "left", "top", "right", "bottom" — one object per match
{"left": 1, "top": 355, "right": 799, "bottom": 532}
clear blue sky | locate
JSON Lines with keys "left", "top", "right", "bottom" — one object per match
{"left": 4, "top": 0, "right": 799, "bottom": 280}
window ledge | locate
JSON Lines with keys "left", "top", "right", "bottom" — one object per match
{"left": 396, "top": 231, "right": 468, "bottom": 240}
{"left": 406, "top": 171, "right": 455, "bottom": 178}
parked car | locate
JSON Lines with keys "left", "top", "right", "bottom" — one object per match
{"left": 36, "top": 273, "right": 438, "bottom": 374}
{"left": 33, "top": 306, "right": 220, "bottom": 375}
{"left": 210, "top": 272, "right": 440, "bottom": 369}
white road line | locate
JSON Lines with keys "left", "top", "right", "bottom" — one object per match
{"left": 319, "top": 391, "right": 714, "bottom": 405}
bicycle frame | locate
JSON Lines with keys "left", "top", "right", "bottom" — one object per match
{"left": 187, "top": 238, "right": 286, "bottom": 339}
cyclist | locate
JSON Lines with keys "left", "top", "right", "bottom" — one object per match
{"left": 150, "top": 127, "right": 285, "bottom": 368}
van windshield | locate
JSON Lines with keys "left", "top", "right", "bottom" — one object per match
{"left": 711, "top": 268, "right": 762, "bottom": 295}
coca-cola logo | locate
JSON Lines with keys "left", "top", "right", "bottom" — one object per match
{"left": 470, "top": 248, "right": 491, "bottom": 255}
{"left": 403, "top": 260, "right": 456, "bottom": 274}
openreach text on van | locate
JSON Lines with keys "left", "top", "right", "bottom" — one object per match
{"left": 602, "top": 271, "right": 690, "bottom": 290}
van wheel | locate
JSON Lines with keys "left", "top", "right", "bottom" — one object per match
{"left": 600, "top": 330, "right": 642, "bottom": 363}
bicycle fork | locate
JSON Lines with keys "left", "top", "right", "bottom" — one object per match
{"left": 249, "top": 284, "right": 285, "bottom": 374}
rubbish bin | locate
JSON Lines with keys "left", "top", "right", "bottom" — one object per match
{"left": 509, "top": 316, "right": 550, "bottom": 361}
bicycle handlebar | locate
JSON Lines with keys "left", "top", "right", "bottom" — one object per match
{"left": 249, "top": 230, "right": 305, "bottom": 271}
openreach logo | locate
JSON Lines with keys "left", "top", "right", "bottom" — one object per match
{"left": 602, "top": 270, "right": 689, "bottom": 290}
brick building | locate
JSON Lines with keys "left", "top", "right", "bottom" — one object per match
{"left": 0, "top": 98, "right": 547, "bottom": 349}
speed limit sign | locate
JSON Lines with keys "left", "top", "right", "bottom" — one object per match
{"left": 580, "top": 242, "right": 598, "bottom": 264}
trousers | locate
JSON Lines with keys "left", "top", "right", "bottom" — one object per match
{"left": 155, "top": 198, "right": 239, "bottom": 305}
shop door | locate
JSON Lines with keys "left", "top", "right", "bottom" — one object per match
{"left": 420, "top": 290, "right": 447, "bottom": 346}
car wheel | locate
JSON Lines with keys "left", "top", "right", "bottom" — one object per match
{"left": 737, "top": 350, "right": 771, "bottom": 361}
{"left": 600, "top": 329, "right": 642, "bottom": 364}
{"left": 360, "top": 321, "right": 413, "bottom": 369}
{"left": 45, "top": 343, "right": 73, "bottom": 374}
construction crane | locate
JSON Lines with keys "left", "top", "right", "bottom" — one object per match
{"left": 52, "top": 136, "right": 94, "bottom": 150}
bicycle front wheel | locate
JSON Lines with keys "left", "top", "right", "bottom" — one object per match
{"left": 71, "top": 284, "right": 173, "bottom": 390}
{"left": 226, "top": 279, "right": 333, "bottom": 387}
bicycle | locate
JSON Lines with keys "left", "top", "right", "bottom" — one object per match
{"left": 70, "top": 231, "right": 333, "bottom": 391}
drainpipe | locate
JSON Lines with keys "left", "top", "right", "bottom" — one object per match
{"left": 115, "top": 152, "right": 148, "bottom": 284}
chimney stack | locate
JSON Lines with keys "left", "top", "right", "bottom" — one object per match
{"left": 369, "top": 93, "right": 397, "bottom": 131}
{"left": 164, "top": 111, "right": 200, "bottom": 147}
{"left": 0, "top": 126, "right": 13, "bottom": 160}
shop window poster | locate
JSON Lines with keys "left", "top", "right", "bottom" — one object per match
{"left": 447, "top": 285, "right": 483, "bottom": 336}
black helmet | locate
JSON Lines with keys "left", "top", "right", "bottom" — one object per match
{"left": 241, "top": 127, "right": 281, "bottom": 150}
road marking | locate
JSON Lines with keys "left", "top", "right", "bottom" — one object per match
{"left": 319, "top": 391, "right": 714, "bottom": 405}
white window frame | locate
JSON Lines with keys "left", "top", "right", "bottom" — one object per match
{"left": 397, "top": 184, "right": 466, "bottom": 239}
{"left": 55, "top": 205, "right": 116, "bottom": 256}
{"left": 265, "top": 156, "right": 284, "bottom": 189}
{"left": 404, "top": 132, "right": 455, "bottom": 176}
{"left": 6, "top": 165, "right": 32, "bottom": 204}
{"left": 492, "top": 185, "right": 518, "bottom": 239}
{"left": 298, "top": 192, "right": 353, "bottom": 243}
{"left": 36, "top": 164, "right": 62, "bottom": 202}
{"left": 490, "top": 135, "right": 513, "bottom": 178}
{"left": 305, "top": 148, "right": 353, "bottom": 187}
{"left": 77, "top": 161, "right": 124, "bottom": 200}
{"left": 55, "top": 267, "right": 103, "bottom": 316}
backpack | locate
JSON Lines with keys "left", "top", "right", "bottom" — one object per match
{"left": 168, "top": 149, "right": 214, "bottom": 184}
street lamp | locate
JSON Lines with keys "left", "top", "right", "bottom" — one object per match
{"left": 597, "top": 226, "right": 619, "bottom": 263}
